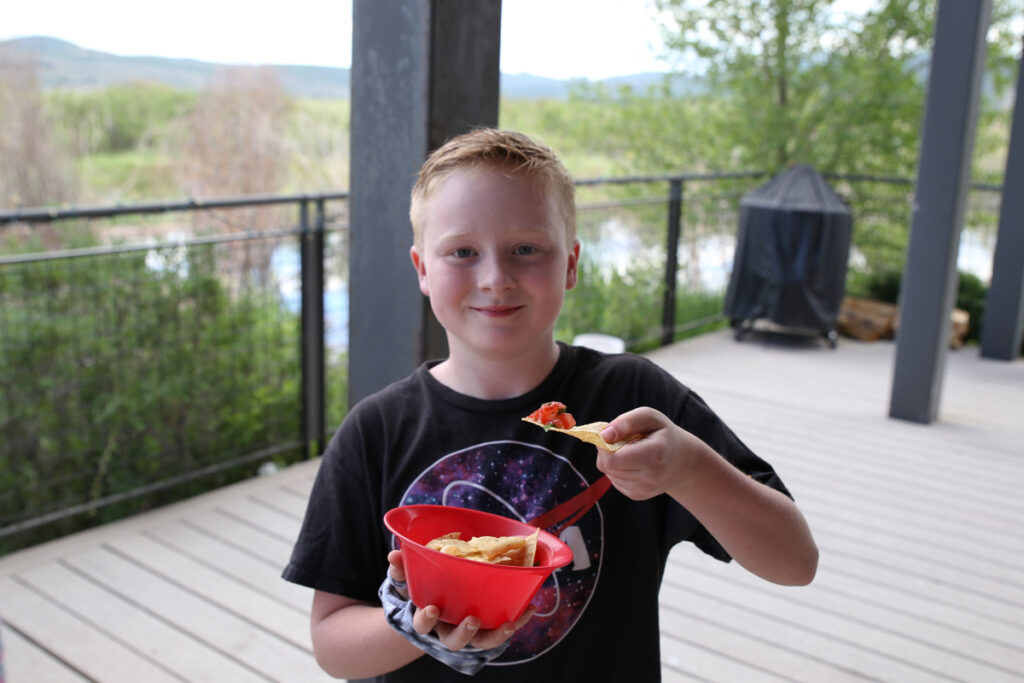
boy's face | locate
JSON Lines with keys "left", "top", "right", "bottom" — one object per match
{"left": 410, "top": 165, "right": 579, "bottom": 361}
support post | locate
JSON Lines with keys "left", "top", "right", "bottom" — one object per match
{"left": 348, "top": 0, "right": 501, "bottom": 406}
{"left": 981, "top": 38, "right": 1024, "bottom": 361}
{"left": 889, "top": 0, "right": 991, "bottom": 423}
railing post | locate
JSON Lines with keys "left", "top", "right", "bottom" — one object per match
{"left": 300, "top": 199, "right": 326, "bottom": 456}
{"left": 661, "top": 178, "right": 684, "bottom": 347}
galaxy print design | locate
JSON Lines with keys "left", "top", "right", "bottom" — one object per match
{"left": 400, "top": 440, "right": 604, "bottom": 664}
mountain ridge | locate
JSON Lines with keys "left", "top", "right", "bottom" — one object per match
{"left": 0, "top": 35, "right": 674, "bottom": 100}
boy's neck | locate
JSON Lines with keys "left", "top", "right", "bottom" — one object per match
{"left": 429, "top": 340, "right": 561, "bottom": 400}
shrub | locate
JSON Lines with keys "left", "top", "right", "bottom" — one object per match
{"left": 0, "top": 241, "right": 305, "bottom": 552}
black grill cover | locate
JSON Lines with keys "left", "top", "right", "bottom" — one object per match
{"left": 723, "top": 165, "right": 853, "bottom": 333}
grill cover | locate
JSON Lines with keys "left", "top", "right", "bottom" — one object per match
{"left": 723, "top": 165, "right": 853, "bottom": 333}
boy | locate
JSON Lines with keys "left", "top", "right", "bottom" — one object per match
{"left": 283, "top": 129, "right": 818, "bottom": 681}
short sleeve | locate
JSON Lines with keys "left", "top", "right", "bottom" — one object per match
{"left": 282, "top": 406, "right": 390, "bottom": 602}
{"left": 668, "top": 387, "right": 793, "bottom": 561}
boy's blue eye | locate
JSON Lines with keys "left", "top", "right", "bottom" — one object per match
{"left": 514, "top": 245, "right": 538, "bottom": 255}
{"left": 453, "top": 248, "right": 475, "bottom": 258}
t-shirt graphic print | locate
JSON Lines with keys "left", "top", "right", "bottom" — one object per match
{"left": 397, "top": 439, "right": 604, "bottom": 664}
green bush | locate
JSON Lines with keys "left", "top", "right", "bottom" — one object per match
{"left": 49, "top": 84, "right": 196, "bottom": 155}
{"left": 0, "top": 242, "right": 306, "bottom": 552}
{"left": 956, "top": 271, "right": 989, "bottom": 344}
{"left": 558, "top": 256, "right": 665, "bottom": 350}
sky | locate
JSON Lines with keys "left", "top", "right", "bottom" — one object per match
{"left": 1, "top": 0, "right": 675, "bottom": 81}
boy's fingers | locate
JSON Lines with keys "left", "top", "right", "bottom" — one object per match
{"left": 513, "top": 605, "right": 536, "bottom": 629}
{"left": 471, "top": 606, "right": 535, "bottom": 649}
{"left": 387, "top": 549, "right": 409, "bottom": 596}
{"left": 387, "top": 550, "right": 406, "bottom": 579}
{"left": 411, "top": 604, "right": 440, "bottom": 634}
{"left": 595, "top": 446, "right": 642, "bottom": 474}
{"left": 435, "top": 616, "right": 481, "bottom": 650}
{"left": 601, "top": 407, "right": 658, "bottom": 446}
{"left": 412, "top": 608, "right": 482, "bottom": 651}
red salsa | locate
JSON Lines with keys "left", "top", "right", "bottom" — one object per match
{"left": 527, "top": 401, "right": 576, "bottom": 430}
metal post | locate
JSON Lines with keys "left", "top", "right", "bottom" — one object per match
{"left": 889, "top": 0, "right": 991, "bottom": 423}
{"left": 661, "top": 178, "right": 683, "bottom": 346}
{"left": 348, "top": 0, "right": 501, "bottom": 406}
{"left": 981, "top": 37, "right": 1024, "bottom": 360}
{"left": 300, "top": 200, "right": 326, "bottom": 455}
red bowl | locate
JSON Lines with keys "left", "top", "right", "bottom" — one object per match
{"left": 383, "top": 504, "right": 573, "bottom": 629}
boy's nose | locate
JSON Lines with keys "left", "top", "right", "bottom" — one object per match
{"left": 478, "top": 254, "right": 515, "bottom": 292}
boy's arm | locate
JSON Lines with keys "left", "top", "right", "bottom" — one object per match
{"left": 311, "top": 591, "right": 424, "bottom": 679}
{"left": 666, "top": 443, "right": 818, "bottom": 586}
{"left": 310, "top": 551, "right": 532, "bottom": 678}
{"left": 598, "top": 408, "right": 818, "bottom": 586}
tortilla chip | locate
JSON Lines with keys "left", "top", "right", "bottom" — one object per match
{"left": 521, "top": 528, "right": 539, "bottom": 567}
{"left": 426, "top": 529, "right": 540, "bottom": 566}
{"left": 522, "top": 418, "right": 638, "bottom": 451}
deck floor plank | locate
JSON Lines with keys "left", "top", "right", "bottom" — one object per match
{"left": 216, "top": 496, "right": 305, "bottom": 542}
{"left": 102, "top": 532, "right": 311, "bottom": 649}
{"left": 2, "top": 330, "right": 1022, "bottom": 681}
{"left": 249, "top": 484, "right": 315, "bottom": 519}
{"left": 16, "top": 561, "right": 261, "bottom": 682}
{"left": 144, "top": 520, "right": 311, "bottom": 612}
{"left": 665, "top": 552, "right": 1023, "bottom": 680}
{"left": 0, "top": 577, "right": 181, "bottom": 682}
{"left": 182, "top": 508, "right": 295, "bottom": 567}
{"left": 59, "top": 545, "right": 324, "bottom": 682}
{"left": 1, "top": 621, "right": 90, "bottom": 682}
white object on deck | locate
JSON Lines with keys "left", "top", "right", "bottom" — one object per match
{"left": 572, "top": 333, "right": 625, "bottom": 354}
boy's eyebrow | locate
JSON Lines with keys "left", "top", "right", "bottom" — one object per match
{"left": 433, "top": 224, "right": 559, "bottom": 241}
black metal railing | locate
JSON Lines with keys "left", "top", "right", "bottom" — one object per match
{"left": 0, "top": 173, "right": 1003, "bottom": 553}
{"left": 0, "top": 192, "right": 348, "bottom": 552}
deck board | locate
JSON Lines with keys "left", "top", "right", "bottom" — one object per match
{"left": 2, "top": 329, "right": 1023, "bottom": 682}
{"left": 1, "top": 625, "right": 89, "bottom": 682}
{"left": 0, "top": 576, "right": 182, "bottom": 682}
{"left": 143, "top": 521, "right": 312, "bottom": 612}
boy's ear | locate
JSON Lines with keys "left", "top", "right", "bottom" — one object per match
{"left": 409, "top": 245, "right": 430, "bottom": 296}
{"left": 565, "top": 240, "right": 581, "bottom": 290}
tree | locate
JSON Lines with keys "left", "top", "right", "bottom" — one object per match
{"left": 180, "top": 66, "right": 291, "bottom": 200}
{"left": 179, "top": 66, "right": 293, "bottom": 281}
{"left": 569, "top": 0, "right": 1020, "bottom": 179}
{"left": 0, "top": 47, "right": 77, "bottom": 209}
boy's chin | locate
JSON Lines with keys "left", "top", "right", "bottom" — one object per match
{"left": 459, "top": 333, "right": 557, "bottom": 357}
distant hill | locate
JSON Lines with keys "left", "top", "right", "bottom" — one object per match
{"left": 0, "top": 36, "right": 681, "bottom": 100}
{"left": 1, "top": 36, "right": 351, "bottom": 98}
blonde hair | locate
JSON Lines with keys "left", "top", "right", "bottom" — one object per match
{"left": 409, "top": 128, "right": 576, "bottom": 249}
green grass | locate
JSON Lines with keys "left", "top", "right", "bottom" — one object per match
{"left": 78, "top": 150, "right": 180, "bottom": 202}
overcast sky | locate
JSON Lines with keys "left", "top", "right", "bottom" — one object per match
{"left": 1, "top": 0, "right": 675, "bottom": 81}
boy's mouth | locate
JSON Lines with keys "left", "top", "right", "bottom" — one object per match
{"left": 472, "top": 304, "right": 524, "bottom": 318}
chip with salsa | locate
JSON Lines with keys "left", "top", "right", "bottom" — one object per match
{"left": 522, "top": 401, "right": 638, "bottom": 451}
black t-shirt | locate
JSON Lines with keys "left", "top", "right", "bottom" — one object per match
{"left": 283, "top": 343, "right": 790, "bottom": 681}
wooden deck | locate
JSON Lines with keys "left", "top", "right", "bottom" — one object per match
{"left": 2, "top": 328, "right": 1022, "bottom": 682}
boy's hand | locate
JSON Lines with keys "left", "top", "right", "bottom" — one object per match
{"left": 597, "top": 407, "right": 706, "bottom": 501}
{"left": 386, "top": 550, "right": 534, "bottom": 651}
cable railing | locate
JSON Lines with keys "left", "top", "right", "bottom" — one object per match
{"left": 0, "top": 173, "right": 1003, "bottom": 553}
{"left": 0, "top": 192, "right": 348, "bottom": 552}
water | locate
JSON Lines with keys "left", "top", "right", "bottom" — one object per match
{"left": 271, "top": 243, "right": 350, "bottom": 353}
{"left": 582, "top": 216, "right": 734, "bottom": 291}
{"left": 264, "top": 220, "right": 994, "bottom": 355}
